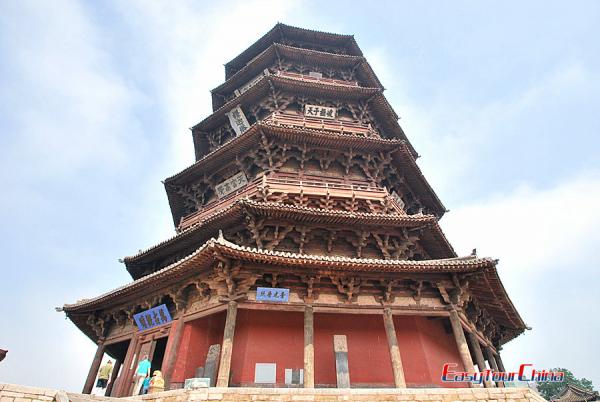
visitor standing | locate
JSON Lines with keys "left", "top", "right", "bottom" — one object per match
{"left": 96, "top": 360, "right": 113, "bottom": 389}
{"left": 132, "top": 355, "right": 151, "bottom": 396}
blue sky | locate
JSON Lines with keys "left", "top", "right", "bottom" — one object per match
{"left": 0, "top": 0, "right": 599, "bottom": 392}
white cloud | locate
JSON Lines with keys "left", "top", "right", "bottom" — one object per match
{"left": 1, "top": 0, "right": 598, "bottom": 393}
{"left": 443, "top": 172, "right": 600, "bottom": 272}
{"left": 441, "top": 171, "right": 600, "bottom": 385}
{"left": 0, "top": 1, "right": 146, "bottom": 178}
{"left": 0, "top": 0, "right": 299, "bottom": 392}
{"left": 366, "top": 45, "right": 599, "bottom": 200}
{"left": 114, "top": 0, "right": 301, "bottom": 173}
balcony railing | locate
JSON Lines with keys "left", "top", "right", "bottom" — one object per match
{"left": 264, "top": 112, "right": 379, "bottom": 138}
{"left": 275, "top": 70, "right": 359, "bottom": 87}
{"left": 178, "top": 174, "right": 393, "bottom": 231}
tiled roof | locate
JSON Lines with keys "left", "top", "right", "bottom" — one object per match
{"left": 167, "top": 123, "right": 440, "bottom": 226}
{"left": 169, "top": 121, "right": 403, "bottom": 183}
{"left": 64, "top": 234, "right": 495, "bottom": 312}
{"left": 192, "top": 74, "right": 382, "bottom": 132}
{"left": 212, "top": 43, "right": 383, "bottom": 110}
{"left": 124, "top": 197, "right": 453, "bottom": 269}
{"left": 554, "top": 384, "right": 600, "bottom": 402}
{"left": 224, "top": 23, "right": 363, "bottom": 79}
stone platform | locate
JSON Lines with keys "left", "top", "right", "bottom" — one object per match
{"left": 0, "top": 383, "right": 547, "bottom": 402}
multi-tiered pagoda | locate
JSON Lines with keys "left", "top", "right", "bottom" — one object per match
{"left": 61, "top": 24, "right": 526, "bottom": 396}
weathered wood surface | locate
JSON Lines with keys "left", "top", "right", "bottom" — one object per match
{"left": 383, "top": 308, "right": 406, "bottom": 388}
{"left": 216, "top": 301, "right": 237, "bottom": 387}
{"left": 333, "top": 335, "right": 350, "bottom": 388}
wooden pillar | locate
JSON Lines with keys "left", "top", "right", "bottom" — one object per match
{"left": 448, "top": 310, "right": 475, "bottom": 388}
{"left": 303, "top": 305, "right": 315, "bottom": 388}
{"left": 495, "top": 350, "right": 506, "bottom": 372}
{"left": 484, "top": 347, "right": 504, "bottom": 388}
{"left": 382, "top": 308, "right": 406, "bottom": 388}
{"left": 216, "top": 301, "right": 238, "bottom": 387}
{"left": 82, "top": 341, "right": 105, "bottom": 394}
{"left": 105, "top": 359, "right": 121, "bottom": 396}
{"left": 113, "top": 335, "right": 138, "bottom": 397}
{"left": 162, "top": 317, "right": 185, "bottom": 390}
{"left": 467, "top": 332, "right": 493, "bottom": 388}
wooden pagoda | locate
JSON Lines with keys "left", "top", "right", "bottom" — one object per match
{"left": 60, "top": 24, "right": 526, "bottom": 396}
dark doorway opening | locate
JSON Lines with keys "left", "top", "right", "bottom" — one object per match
{"left": 151, "top": 337, "right": 168, "bottom": 375}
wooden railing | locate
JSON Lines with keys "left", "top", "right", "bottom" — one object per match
{"left": 275, "top": 70, "right": 359, "bottom": 87}
{"left": 266, "top": 173, "right": 384, "bottom": 195}
{"left": 264, "top": 112, "right": 379, "bottom": 138}
{"left": 178, "top": 174, "right": 391, "bottom": 231}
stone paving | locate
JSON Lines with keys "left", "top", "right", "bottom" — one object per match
{"left": 0, "top": 383, "right": 547, "bottom": 402}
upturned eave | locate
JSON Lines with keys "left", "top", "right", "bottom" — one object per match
{"left": 69, "top": 236, "right": 492, "bottom": 312}
{"left": 167, "top": 122, "right": 438, "bottom": 227}
{"left": 212, "top": 43, "right": 383, "bottom": 111}
{"left": 125, "top": 198, "right": 455, "bottom": 278}
{"left": 224, "top": 23, "right": 363, "bottom": 79}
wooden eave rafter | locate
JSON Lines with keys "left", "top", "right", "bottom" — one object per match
{"left": 173, "top": 122, "right": 402, "bottom": 184}
{"left": 192, "top": 75, "right": 415, "bottom": 158}
{"left": 393, "top": 142, "right": 447, "bottom": 217}
{"left": 212, "top": 43, "right": 383, "bottom": 111}
{"left": 124, "top": 198, "right": 455, "bottom": 278}
{"left": 67, "top": 235, "right": 494, "bottom": 313}
{"left": 193, "top": 75, "right": 381, "bottom": 132}
{"left": 224, "top": 23, "right": 362, "bottom": 79}
{"left": 168, "top": 123, "right": 438, "bottom": 227}
{"left": 470, "top": 268, "right": 527, "bottom": 338}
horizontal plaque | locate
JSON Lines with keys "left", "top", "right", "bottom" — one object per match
{"left": 133, "top": 304, "right": 172, "bottom": 331}
{"left": 256, "top": 287, "right": 290, "bottom": 302}
{"left": 304, "top": 104, "right": 336, "bottom": 119}
{"left": 215, "top": 171, "right": 248, "bottom": 199}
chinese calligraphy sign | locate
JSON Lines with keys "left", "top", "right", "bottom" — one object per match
{"left": 227, "top": 105, "right": 251, "bottom": 136}
{"left": 133, "top": 304, "right": 172, "bottom": 332}
{"left": 256, "top": 287, "right": 290, "bottom": 302}
{"left": 215, "top": 171, "right": 248, "bottom": 199}
{"left": 304, "top": 104, "right": 336, "bottom": 119}
{"left": 390, "top": 191, "right": 405, "bottom": 210}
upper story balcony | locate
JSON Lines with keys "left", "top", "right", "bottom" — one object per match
{"left": 273, "top": 70, "right": 359, "bottom": 88}
{"left": 263, "top": 112, "right": 380, "bottom": 138}
{"left": 177, "top": 173, "right": 402, "bottom": 232}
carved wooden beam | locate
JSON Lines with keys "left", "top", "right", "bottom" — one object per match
{"left": 300, "top": 275, "right": 321, "bottom": 303}
{"left": 330, "top": 276, "right": 362, "bottom": 303}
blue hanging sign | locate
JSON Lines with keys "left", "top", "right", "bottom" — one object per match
{"left": 133, "top": 304, "right": 172, "bottom": 331}
{"left": 256, "top": 287, "right": 290, "bottom": 302}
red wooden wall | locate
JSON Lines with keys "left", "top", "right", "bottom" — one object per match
{"left": 171, "top": 312, "right": 226, "bottom": 384}
{"left": 171, "top": 310, "right": 466, "bottom": 388}
{"left": 230, "top": 309, "right": 304, "bottom": 386}
{"left": 314, "top": 312, "right": 395, "bottom": 387}
{"left": 394, "top": 315, "right": 465, "bottom": 388}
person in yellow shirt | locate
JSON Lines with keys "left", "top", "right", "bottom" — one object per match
{"left": 148, "top": 370, "right": 165, "bottom": 393}
{"left": 96, "top": 360, "right": 113, "bottom": 389}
